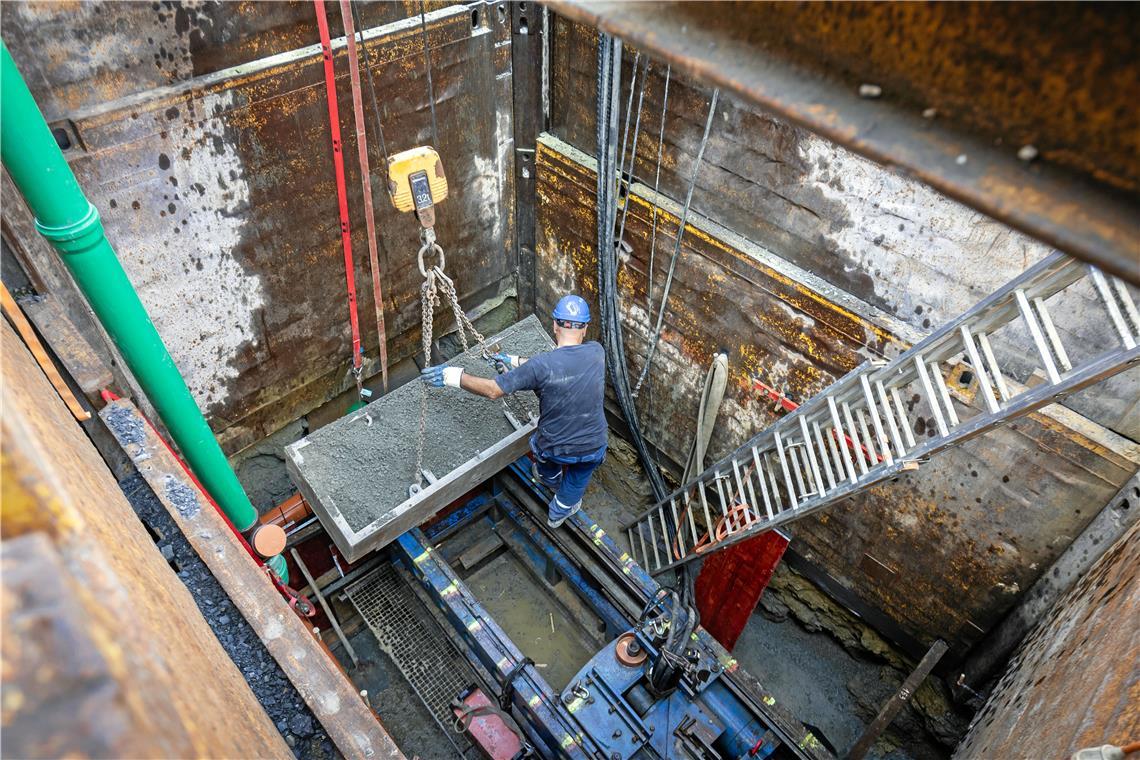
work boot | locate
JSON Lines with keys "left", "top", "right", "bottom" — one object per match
{"left": 531, "top": 461, "right": 562, "bottom": 489}
{"left": 547, "top": 499, "right": 581, "bottom": 529}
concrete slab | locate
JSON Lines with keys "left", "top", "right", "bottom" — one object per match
{"left": 286, "top": 316, "right": 552, "bottom": 561}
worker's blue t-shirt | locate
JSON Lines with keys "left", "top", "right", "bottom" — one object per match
{"left": 494, "top": 342, "right": 608, "bottom": 458}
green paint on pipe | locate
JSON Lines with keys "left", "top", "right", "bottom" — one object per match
{"left": 265, "top": 553, "right": 290, "bottom": 585}
{"left": 0, "top": 41, "right": 260, "bottom": 534}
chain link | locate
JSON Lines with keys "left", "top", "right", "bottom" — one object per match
{"left": 435, "top": 267, "right": 488, "bottom": 354}
{"left": 414, "top": 264, "right": 439, "bottom": 490}
{"left": 412, "top": 243, "right": 535, "bottom": 492}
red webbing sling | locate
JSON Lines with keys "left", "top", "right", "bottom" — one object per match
{"left": 313, "top": 0, "right": 363, "bottom": 391}
{"left": 339, "top": 0, "right": 390, "bottom": 392}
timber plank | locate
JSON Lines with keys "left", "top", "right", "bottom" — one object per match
{"left": 100, "top": 398, "right": 404, "bottom": 760}
{"left": 1, "top": 321, "right": 287, "bottom": 758}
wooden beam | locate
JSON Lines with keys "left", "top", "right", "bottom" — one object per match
{"left": 1, "top": 280, "right": 89, "bottom": 420}
{"left": 1, "top": 320, "right": 287, "bottom": 758}
{"left": 99, "top": 398, "right": 404, "bottom": 760}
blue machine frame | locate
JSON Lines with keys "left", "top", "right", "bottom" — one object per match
{"left": 390, "top": 455, "right": 831, "bottom": 759}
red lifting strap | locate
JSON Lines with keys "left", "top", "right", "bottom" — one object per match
{"left": 313, "top": 0, "right": 363, "bottom": 381}
{"left": 340, "top": 0, "right": 390, "bottom": 392}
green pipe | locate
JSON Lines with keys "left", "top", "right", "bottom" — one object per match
{"left": 0, "top": 42, "right": 261, "bottom": 536}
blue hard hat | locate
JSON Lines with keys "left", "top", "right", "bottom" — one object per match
{"left": 552, "top": 294, "right": 591, "bottom": 324}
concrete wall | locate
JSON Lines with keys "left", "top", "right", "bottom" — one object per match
{"left": 1, "top": 1, "right": 518, "bottom": 455}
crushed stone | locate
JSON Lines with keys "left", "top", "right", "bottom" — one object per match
{"left": 119, "top": 473, "right": 335, "bottom": 759}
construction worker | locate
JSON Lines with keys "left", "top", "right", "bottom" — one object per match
{"left": 421, "top": 295, "right": 607, "bottom": 527}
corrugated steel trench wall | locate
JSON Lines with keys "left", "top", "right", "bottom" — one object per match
{"left": 535, "top": 18, "right": 1140, "bottom": 661}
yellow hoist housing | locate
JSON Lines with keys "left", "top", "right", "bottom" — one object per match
{"left": 387, "top": 146, "right": 448, "bottom": 228}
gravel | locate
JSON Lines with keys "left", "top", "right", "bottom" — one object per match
{"left": 120, "top": 473, "right": 337, "bottom": 759}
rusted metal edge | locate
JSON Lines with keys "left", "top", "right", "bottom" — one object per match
{"left": 100, "top": 398, "right": 404, "bottom": 760}
{"left": 66, "top": 4, "right": 480, "bottom": 132}
{"left": 543, "top": 1, "right": 1140, "bottom": 285}
{"left": 536, "top": 133, "right": 1140, "bottom": 468}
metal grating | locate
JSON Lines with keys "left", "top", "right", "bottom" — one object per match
{"left": 346, "top": 563, "right": 477, "bottom": 757}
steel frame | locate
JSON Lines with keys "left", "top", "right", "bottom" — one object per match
{"left": 503, "top": 458, "right": 835, "bottom": 760}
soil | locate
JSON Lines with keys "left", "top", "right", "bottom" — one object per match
{"left": 287, "top": 316, "right": 549, "bottom": 533}
{"left": 119, "top": 474, "right": 335, "bottom": 759}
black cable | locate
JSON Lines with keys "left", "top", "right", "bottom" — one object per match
{"left": 594, "top": 36, "right": 693, "bottom": 606}
{"left": 615, "top": 55, "right": 649, "bottom": 254}
{"left": 633, "top": 87, "right": 720, "bottom": 396}
{"left": 595, "top": 36, "right": 665, "bottom": 502}
{"left": 418, "top": 0, "right": 440, "bottom": 149}
{"left": 350, "top": 0, "right": 390, "bottom": 163}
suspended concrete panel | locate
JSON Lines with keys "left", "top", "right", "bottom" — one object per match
{"left": 286, "top": 316, "right": 551, "bottom": 561}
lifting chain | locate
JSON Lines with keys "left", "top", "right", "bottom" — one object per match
{"left": 411, "top": 235, "right": 532, "bottom": 494}
{"left": 413, "top": 237, "right": 442, "bottom": 494}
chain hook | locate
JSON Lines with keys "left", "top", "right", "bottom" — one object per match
{"left": 417, "top": 241, "right": 445, "bottom": 279}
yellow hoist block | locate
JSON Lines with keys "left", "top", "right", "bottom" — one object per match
{"left": 387, "top": 146, "right": 448, "bottom": 228}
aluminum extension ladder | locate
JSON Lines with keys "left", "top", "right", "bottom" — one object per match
{"left": 625, "top": 252, "right": 1140, "bottom": 575}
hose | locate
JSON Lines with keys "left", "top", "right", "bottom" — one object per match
{"left": 684, "top": 352, "right": 729, "bottom": 484}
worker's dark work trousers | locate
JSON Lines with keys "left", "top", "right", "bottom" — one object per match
{"left": 531, "top": 439, "right": 607, "bottom": 521}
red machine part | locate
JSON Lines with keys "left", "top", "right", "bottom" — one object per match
{"left": 695, "top": 530, "right": 790, "bottom": 651}
{"left": 451, "top": 687, "right": 523, "bottom": 760}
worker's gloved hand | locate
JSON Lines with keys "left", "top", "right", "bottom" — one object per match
{"left": 421, "top": 365, "right": 464, "bottom": 388}
{"left": 490, "top": 352, "right": 525, "bottom": 372}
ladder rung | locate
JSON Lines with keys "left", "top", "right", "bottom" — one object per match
{"left": 773, "top": 432, "right": 799, "bottom": 509}
{"left": 855, "top": 408, "right": 880, "bottom": 467}
{"left": 961, "top": 325, "right": 1000, "bottom": 414}
{"left": 668, "top": 498, "right": 685, "bottom": 558}
{"left": 731, "top": 458, "right": 756, "bottom": 528}
{"left": 890, "top": 387, "right": 918, "bottom": 449}
{"left": 812, "top": 421, "right": 837, "bottom": 491}
{"left": 1110, "top": 276, "right": 1140, "bottom": 337}
{"left": 1033, "top": 297, "right": 1072, "bottom": 373}
{"left": 874, "top": 380, "right": 907, "bottom": 459}
{"left": 1015, "top": 288, "right": 1063, "bottom": 382}
{"left": 648, "top": 508, "right": 662, "bottom": 569}
{"left": 787, "top": 442, "right": 811, "bottom": 502}
{"left": 635, "top": 525, "right": 650, "bottom": 571}
{"left": 929, "top": 360, "right": 961, "bottom": 427}
{"left": 840, "top": 400, "right": 870, "bottom": 475}
{"left": 713, "top": 473, "right": 733, "bottom": 536}
{"left": 860, "top": 375, "right": 894, "bottom": 465}
{"left": 765, "top": 451, "right": 785, "bottom": 511}
{"left": 828, "top": 397, "right": 858, "bottom": 482}
{"left": 752, "top": 447, "right": 775, "bottom": 520}
{"left": 976, "top": 332, "right": 1012, "bottom": 401}
{"left": 1089, "top": 267, "right": 1138, "bottom": 350}
{"left": 798, "top": 417, "right": 827, "bottom": 497}
{"left": 697, "top": 480, "right": 715, "bottom": 533}
{"left": 914, "top": 355, "right": 949, "bottom": 437}
{"left": 684, "top": 491, "right": 700, "bottom": 549}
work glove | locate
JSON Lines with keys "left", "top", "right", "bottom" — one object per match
{"left": 490, "top": 352, "right": 525, "bottom": 372}
{"left": 421, "top": 365, "right": 464, "bottom": 388}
